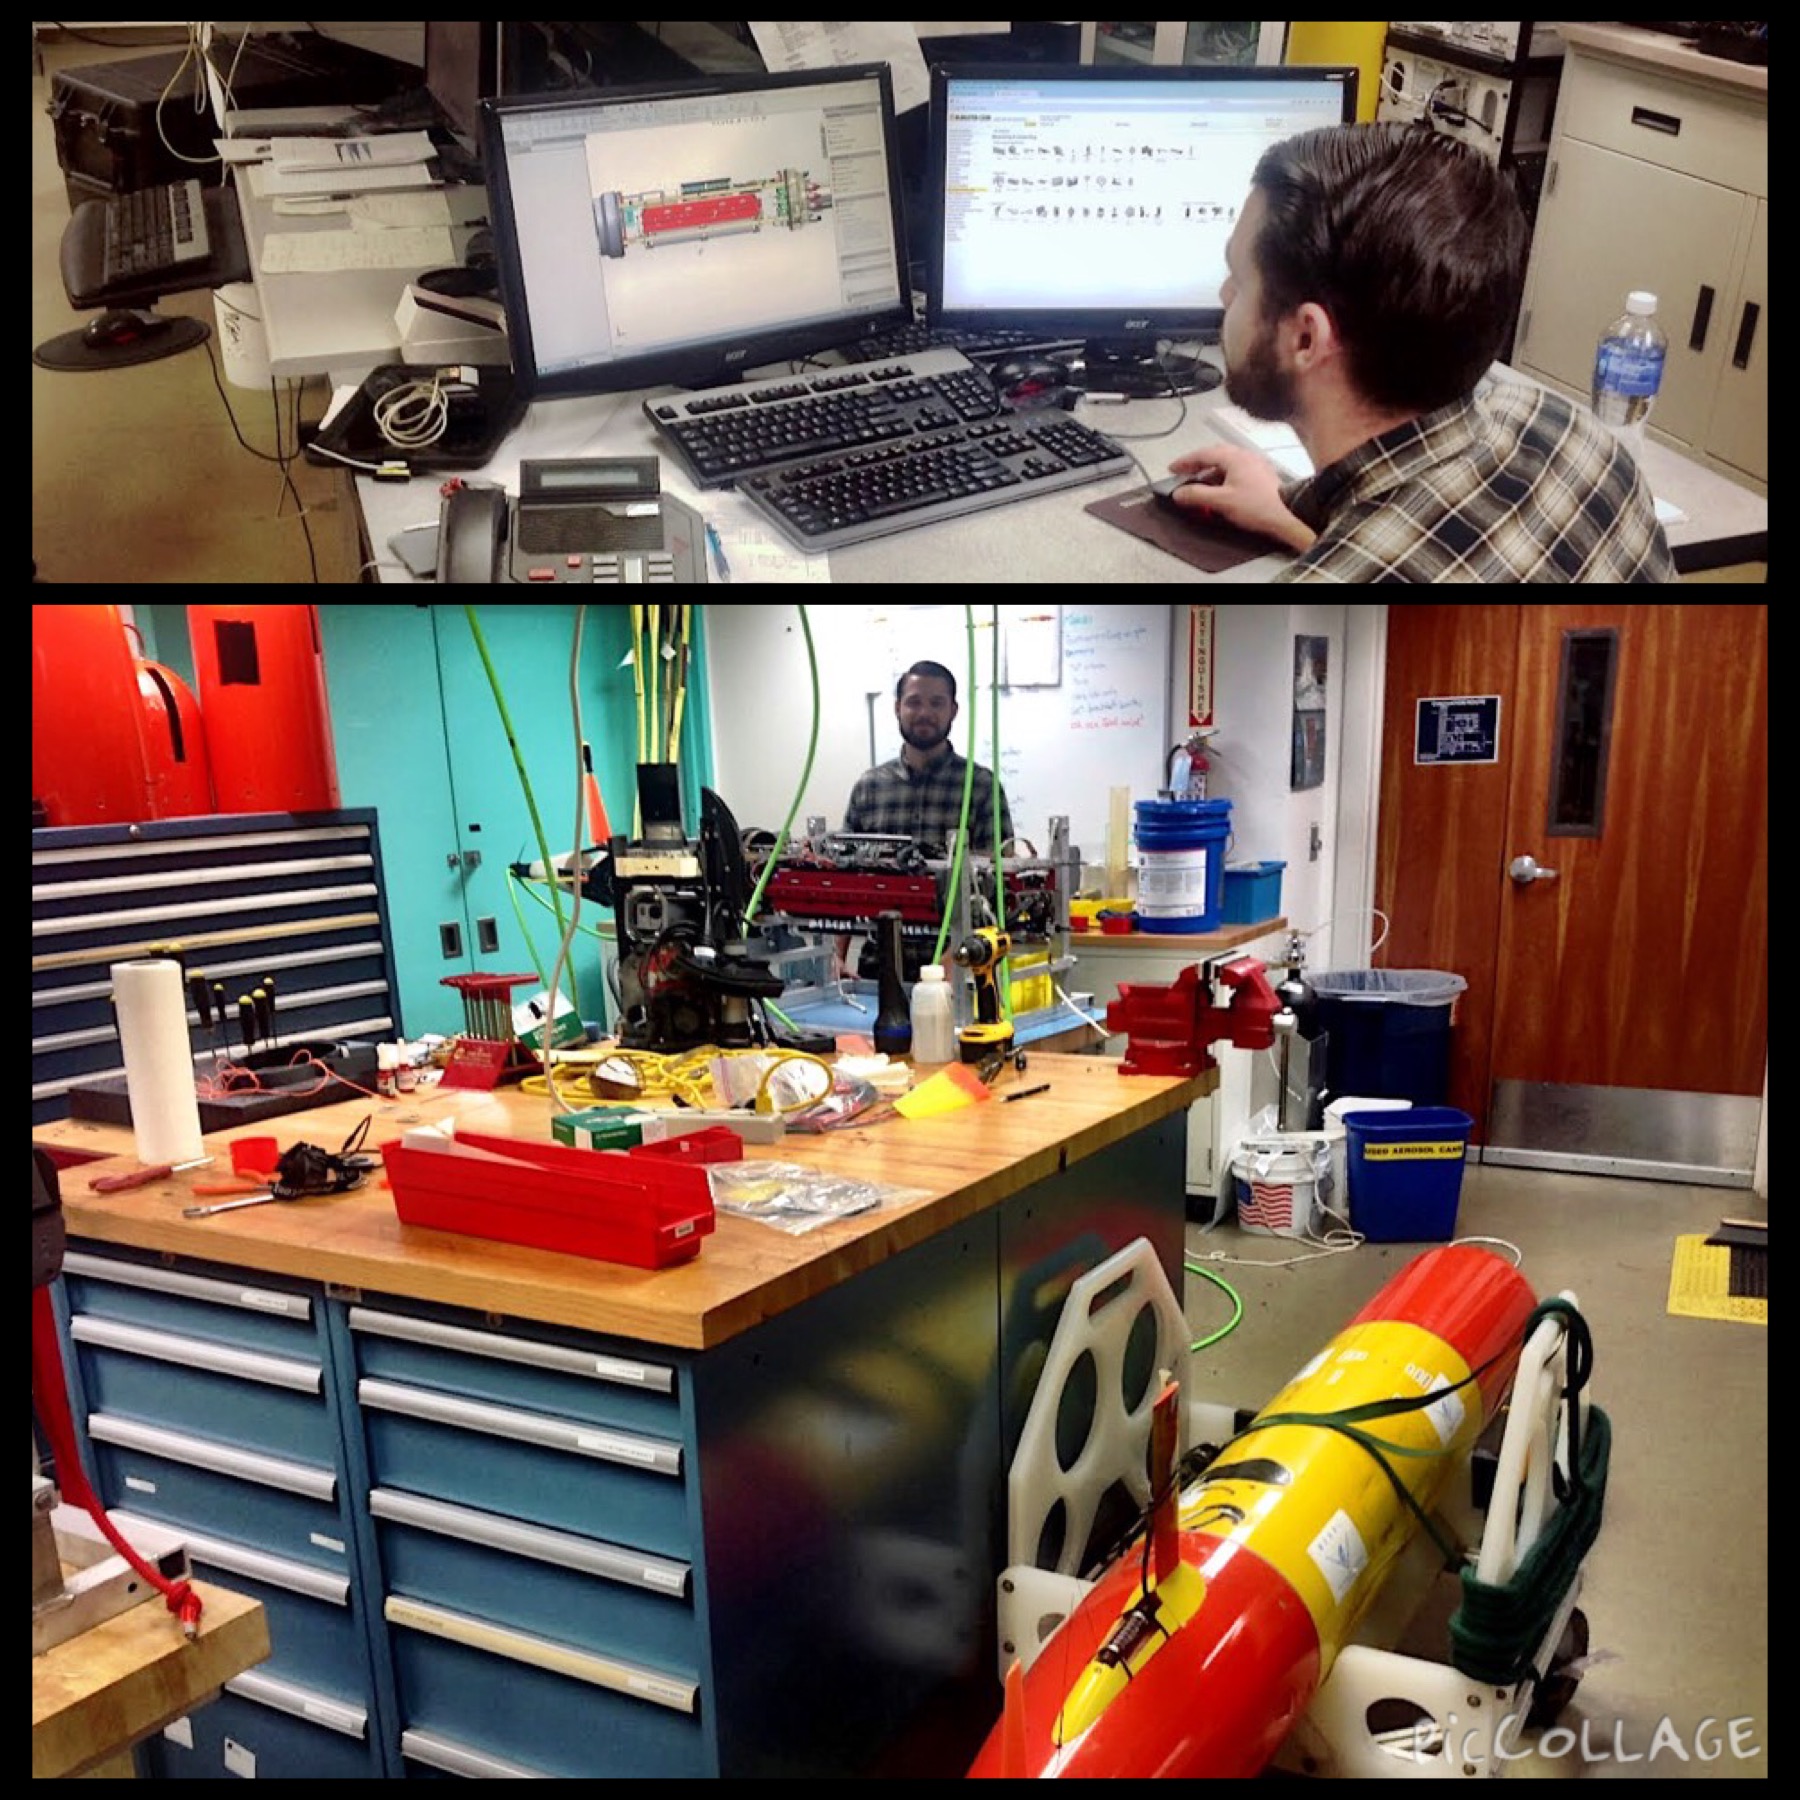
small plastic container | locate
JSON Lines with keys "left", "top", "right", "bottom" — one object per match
{"left": 230, "top": 1136, "right": 281, "bottom": 1177}
{"left": 1221, "top": 860, "right": 1286, "bottom": 925}
{"left": 909, "top": 965, "right": 957, "bottom": 1065}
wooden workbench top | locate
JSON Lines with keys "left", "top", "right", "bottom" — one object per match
{"left": 33, "top": 1579, "right": 270, "bottom": 1779}
{"left": 1069, "top": 917, "right": 1286, "bottom": 952}
{"left": 40, "top": 1054, "right": 1210, "bottom": 1352}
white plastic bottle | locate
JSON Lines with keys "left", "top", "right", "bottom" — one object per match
{"left": 1591, "top": 291, "right": 1668, "bottom": 461}
{"left": 909, "top": 965, "right": 957, "bottom": 1066}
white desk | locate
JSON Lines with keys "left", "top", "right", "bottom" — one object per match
{"left": 350, "top": 356, "right": 1769, "bottom": 585}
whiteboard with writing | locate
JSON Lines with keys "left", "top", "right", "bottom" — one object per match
{"left": 866, "top": 605, "right": 1171, "bottom": 864}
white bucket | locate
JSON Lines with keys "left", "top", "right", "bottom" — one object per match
{"left": 1324, "top": 1096, "right": 1410, "bottom": 1217}
{"left": 1230, "top": 1130, "right": 1336, "bottom": 1239}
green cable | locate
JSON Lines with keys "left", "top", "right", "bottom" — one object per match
{"left": 931, "top": 605, "right": 980, "bottom": 968}
{"left": 743, "top": 604, "right": 819, "bottom": 924}
{"left": 504, "top": 869, "right": 551, "bottom": 989}
{"left": 463, "top": 607, "right": 582, "bottom": 1018}
{"left": 509, "top": 870, "right": 610, "bottom": 944}
{"left": 1185, "top": 1260, "right": 1243, "bottom": 1350}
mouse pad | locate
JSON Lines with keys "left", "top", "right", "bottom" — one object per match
{"left": 1087, "top": 485, "right": 1281, "bottom": 573}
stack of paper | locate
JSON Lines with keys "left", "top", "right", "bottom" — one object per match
{"left": 250, "top": 131, "right": 439, "bottom": 198}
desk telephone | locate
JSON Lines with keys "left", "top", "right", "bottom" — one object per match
{"left": 437, "top": 457, "right": 707, "bottom": 584}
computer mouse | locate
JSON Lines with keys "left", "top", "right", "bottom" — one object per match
{"left": 1151, "top": 470, "right": 1225, "bottom": 510}
{"left": 82, "top": 309, "right": 170, "bottom": 350}
{"left": 991, "top": 356, "right": 1068, "bottom": 399}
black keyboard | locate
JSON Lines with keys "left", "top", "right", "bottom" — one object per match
{"left": 737, "top": 413, "right": 1133, "bottom": 553}
{"left": 101, "top": 180, "right": 212, "bottom": 287}
{"left": 644, "top": 347, "right": 1008, "bottom": 490}
{"left": 842, "top": 321, "right": 1085, "bottom": 366}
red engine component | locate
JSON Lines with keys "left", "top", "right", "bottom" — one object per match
{"left": 643, "top": 191, "right": 761, "bottom": 236}
{"left": 1106, "top": 955, "right": 1280, "bottom": 1077}
{"left": 32, "top": 604, "right": 152, "bottom": 827}
{"left": 189, "top": 606, "right": 341, "bottom": 814}
{"left": 765, "top": 867, "right": 942, "bottom": 927}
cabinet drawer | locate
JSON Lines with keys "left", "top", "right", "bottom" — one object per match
{"left": 69, "top": 1316, "right": 335, "bottom": 1462}
{"left": 63, "top": 1248, "right": 318, "bottom": 1357}
{"left": 349, "top": 1304, "right": 682, "bottom": 1441}
{"left": 372, "top": 1487, "right": 697, "bottom": 1672}
{"left": 88, "top": 1413, "right": 352, "bottom": 1572}
{"left": 1559, "top": 51, "right": 1766, "bottom": 194}
{"left": 359, "top": 1378, "right": 691, "bottom": 1558}
{"left": 146, "top": 1676, "right": 378, "bottom": 1780}
{"left": 387, "top": 1596, "right": 708, "bottom": 1778}
{"left": 402, "top": 1727, "right": 550, "bottom": 1778}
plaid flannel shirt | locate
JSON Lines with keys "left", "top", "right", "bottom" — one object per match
{"left": 1275, "top": 377, "right": 1677, "bottom": 584}
{"left": 843, "top": 745, "right": 1013, "bottom": 853}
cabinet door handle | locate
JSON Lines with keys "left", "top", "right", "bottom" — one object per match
{"left": 1733, "top": 301, "right": 1761, "bottom": 371}
{"left": 1629, "top": 104, "right": 1682, "bottom": 136}
{"left": 1689, "top": 285, "right": 1715, "bottom": 354}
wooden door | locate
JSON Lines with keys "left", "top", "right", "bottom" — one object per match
{"left": 1375, "top": 605, "right": 1767, "bottom": 1182}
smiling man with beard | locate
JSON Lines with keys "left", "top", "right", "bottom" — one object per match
{"left": 843, "top": 661, "right": 1013, "bottom": 855}
{"left": 1161, "top": 123, "right": 1674, "bottom": 583}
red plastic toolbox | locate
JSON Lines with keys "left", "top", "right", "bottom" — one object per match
{"left": 381, "top": 1128, "right": 731, "bottom": 1268}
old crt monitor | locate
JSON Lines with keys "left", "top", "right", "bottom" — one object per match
{"left": 925, "top": 63, "right": 1358, "bottom": 392}
{"left": 480, "top": 65, "right": 913, "bottom": 398}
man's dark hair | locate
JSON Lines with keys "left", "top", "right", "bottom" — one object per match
{"left": 896, "top": 660, "right": 958, "bottom": 703}
{"left": 1249, "top": 123, "right": 1528, "bottom": 414}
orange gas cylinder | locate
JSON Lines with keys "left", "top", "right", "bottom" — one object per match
{"left": 136, "top": 658, "right": 214, "bottom": 819}
{"left": 32, "top": 604, "right": 152, "bottom": 826}
{"left": 189, "top": 605, "right": 341, "bottom": 814}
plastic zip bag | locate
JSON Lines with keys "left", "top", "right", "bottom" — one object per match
{"left": 706, "top": 1162, "right": 928, "bottom": 1235}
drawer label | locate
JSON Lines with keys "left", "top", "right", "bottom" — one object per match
{"left": 578, "top": 1432, "right": 658, "bottom": 1466}
{"left": 309, "top": 1532, "right": 347, "bottom": 1555}
{"left": 591, "top": 1356, "right": 650, "bottom": 1385}
{"left": 627, "top": 1672, "right": 694, "bottom": 1708}
{"left": 224, "top": 1737, "right": 257, "bottom": 1778}
{"left": 125, "top": 1476, "right": 157, "bottom": 1495}
{"left": 163, "top": 1717, "right": 194, "bottom": 1749}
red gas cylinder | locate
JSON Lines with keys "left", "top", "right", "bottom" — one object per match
{"left": 136, "top": 658, "right": 215, "bottom": 819}
{"left": 32, "top": 604, "right": 152, "bottom": 826}
{"left": 189, "top": 606, "right": 342, "bottom": 814}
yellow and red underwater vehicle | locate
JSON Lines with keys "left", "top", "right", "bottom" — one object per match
{"left": 971, "top": 1243, "right": 1550, "bottom": 1779}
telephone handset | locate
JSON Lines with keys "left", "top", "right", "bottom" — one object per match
{"left": 435, "top": 457, "right": 708, "bottom": 584}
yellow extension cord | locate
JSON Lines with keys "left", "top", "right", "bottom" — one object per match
{"left": 518, "top": 1045, "right": 834, "bottom": 1116}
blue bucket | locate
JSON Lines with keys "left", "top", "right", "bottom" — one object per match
{"left": 1133, "top": 797, "right": 1232, "bottom": 933}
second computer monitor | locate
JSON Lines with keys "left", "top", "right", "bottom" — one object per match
{"left": 926, "top": 63, "right": 1358, "bottom": 350}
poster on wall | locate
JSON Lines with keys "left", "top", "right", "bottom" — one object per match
{"left": 1291, "top": 633, "right": 1327, "bottom": 790}
{"left": 1186, "top": 604, "right": 1215, "bottom": 729}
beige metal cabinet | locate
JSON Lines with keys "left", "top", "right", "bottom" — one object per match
{"left": 1513, "top": 25, "right": 1767, "bottom": 488}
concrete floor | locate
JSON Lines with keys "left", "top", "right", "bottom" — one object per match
{"left": 32, "top": 33, "right": 359, "bottom": 583}
{"left": 1187, "top": 1159, "right": 1768, "bottom": 1778}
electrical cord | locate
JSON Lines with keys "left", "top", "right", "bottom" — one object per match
{"left": 743, "top": 604, "right": 819, "bottom": 925}
{"left": 373, "top": 370, "right": 451, "bottom": 449}
{"left": 542, "top": 605, "right": 590, "bottom": 1116}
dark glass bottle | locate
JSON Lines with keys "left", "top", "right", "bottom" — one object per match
{"left": 872, "top": 909, "right": 913, "bottom": 1057}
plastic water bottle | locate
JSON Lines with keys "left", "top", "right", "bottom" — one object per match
{"left": 1591, "top": 291, "right": 1668, "bottom": 460}
{"left": 909, "top": 964, "right": 957, "bottom": 1065}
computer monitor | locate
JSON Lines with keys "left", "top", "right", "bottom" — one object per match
{"left": 480, "top": 64, "right": 913, "bottom": 399}
{"left": 424, "top": 22, "right": 499, "bottom": 147}
{"left": 925, "top": 62, "right": 1359, "bottom": 394}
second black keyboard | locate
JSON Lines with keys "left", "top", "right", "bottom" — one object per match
{"left": 735, "top": 413, "right": 1133, "bottom": 553}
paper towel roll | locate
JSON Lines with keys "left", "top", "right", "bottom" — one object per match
{"left": 112, "top": 959, "right": 205, "bottom": 1167}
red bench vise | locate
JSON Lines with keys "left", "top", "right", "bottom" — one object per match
{"left": 1106, "top": 955, "right": 1281, "bottom": 1077}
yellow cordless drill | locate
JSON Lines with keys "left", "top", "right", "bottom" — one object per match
{"left": 954, "top": 928, "right": 1014, "bottom": 1064}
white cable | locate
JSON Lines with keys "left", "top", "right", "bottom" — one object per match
{"left": 1297, "top": 906, "right": 1391, "bottom": 962}
{"left": 1451, "top": 1234, "right": 1526, "bottom": 1270}
{"left": 1052, "top": 979, "right": 1112, "bottom": 1039}
{"left": 543, "top": 606, "right": 590, "bottom": 1117}
{"left": 373, "top": 372, "right": 450, "bottom": 448}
